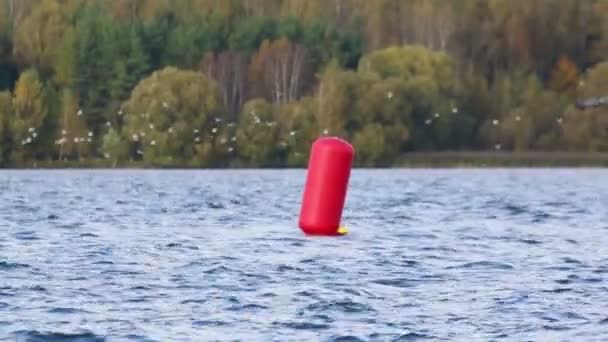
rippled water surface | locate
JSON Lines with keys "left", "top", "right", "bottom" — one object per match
{"left": 1, "top": 169, "right": 608, "bottom": 341}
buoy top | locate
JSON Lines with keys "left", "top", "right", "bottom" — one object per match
{"left": 313, "top": 137, "right": 354, "bottom": 155}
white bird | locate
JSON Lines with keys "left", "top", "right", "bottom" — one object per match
{"left": 495, "top": 144, "right": 502, "bottom": 150}
{"left": 434, "top": 113, "right": 440, "bottom": 118}
{"left": 194, "top": 137, "right": 200, "bottom": 143}
{"left": 137, "top": 149, "right": 143, "bottom": 155}
{"left": 211, "top": 128, "right": 218, "bottom": 134}
{"left": 492, "top": 119, "right": 499, "bottom": 126}
{"left": 32, "top": 132, "right": 37, "bottom": 138}
{"left": 162, "top": 101, "right": 169, "bottom": 109}
{"left": 220, "top": 138, "right": 227, "bottom": 144}
{"left": 231, "top": 136, "right": 237, "bottom": 142}
{"left": 88, "top": 131, "right": 93, "bottom": 137}
{"left": 104, "top": 153, "right": 110, "bottom": 159}
{"left": 227, "top": 122, "right": 236, "bottom": 127}
{"left": 87, "top": 138, "right": 92, "bottom": 143}
{"left": 151, "top": 140, "right": 156, "bottom": 146}
{"left": 387, "top": 91, "right": 393, "bottom": 99}
{"left": 149, "top": 124, "right": 155, "bottom": 130}
{"left": 141, "top": 132, "right": 146, "bottom": 137}
{"left": 26, "top": 137, "right": 32, "bottom": 143}
{"left": 215, "top": 117, "right": 222, "bottom": 123}
{"left": 62, "top": 130, "right": 67, "bottom": 135}
{"left": 132, "top": 134, "right": 139, "bottom": 142}
{"left": 515, "top": 116, "right": 521, "bottom": 121}
{"left": 168, "top": 127, "right": 174, "bottom": 134}
{"left": 194, "top": 129, "right": 199, "bottom": 134}
{"left": 290, "top": 131, "right": 296, "bottom": 136}
{"left": 228, "top": 147, "right": 234, "bottom": 152}
{"left": 452, "top": 107, "right": 459, "bottom": 113}
{"left": 322, "top": 129, "right": 329, "bottom": 135}
{"left": 77, "top": 109, "right": 83, "bottom": 116}
{"left": 106, "top": 122, "right": 111, "bottom": 127}
{"left": 557, "top": 117, "right": 563, "bottom": 124}
{"left": 425, "top": 119, "right": 432, "bottom": 125}
{"left": 28, "top": 127, "right": 35, "bottom": 132}
{"left": 73, "top": 137, "right": 79, "bottom": 143}
{"left": 118, "top": 110, "right": 123, "bottom": 116}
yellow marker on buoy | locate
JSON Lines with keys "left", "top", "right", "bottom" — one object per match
{"left": 337, "top": 226, "right": 349, "bottom": 235}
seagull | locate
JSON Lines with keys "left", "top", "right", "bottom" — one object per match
{"left": 495, "top": 144, "right": 502, "bottom": 150}
{"left": 106, "top": 122, "right": 111, "bottom": 127}
{"left": 452, "top": 107, "right": 458, "bottom": 113}
{"left": 492, "top": 119, "right": 499, "bottom": 126}
{"left": 32, "top": 132, "right": 37, "bottom": 138}
{"left": 228, "top": 147, "right": 234, "bottom": 152}
{"left": 215, "top": 117, "right": 222, "bottom": 123}
{"left": 322, "top": 129, "right": 329, "bottom": 135}
{"left": 434, "top": 113, "right": 440, "bottom": 118}
{"left": 77, "top": 109, "right": 83, "bottom": 116}
{"left": 194, "top": 137, "right": 200, "bottom": 143}
{"left": 28, "top": 127, "right": 35, "bottom": 132}
{"left": 149, "top": 124, "right": 155, "bottom": 130}
{"left": 62, "top": 130, "right": 67, "bottom": 135}
{"left": 231, "top": 136, "right": 237, "bottom": 142}
{"left": 290, "top": 131, "right": 296, "bottom": 136}
{"left": 211, "top": 128, "right": 218, "bottom": 133}
{"left": 162, "top": 101, "right": 169, "bottom": 109}
{"left": 168, "top": 127, "right": 174, "bottom": 134}
{"left": 132, "top": 134, "right": 139, "bottom": 142}
{"left": 557, "top": 117, "right": 563, "bottom": 124}
{"left": 88, "top": 131, "right": 93, "bottom": 137}
{"left": 515, "top": 116, "right": 521, "bottom": 121}
{"left": 151, "top": 140, "right": 156, "bottom": 146}
{"left": 194, "top": 129, "right": 199, "bottom": 134}
{"left": 387, "top": 91, "right": 393, "bottom": 99}
{"left": 425, "top": 119, "right": 432, "bottom": 125}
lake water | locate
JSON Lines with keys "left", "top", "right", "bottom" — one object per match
{"left": 1, "top": 169, "right": 607, "bottom": 341}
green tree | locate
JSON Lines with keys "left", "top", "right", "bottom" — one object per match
{"left": 0, "top": 90, "right": 11, "bottom": 164}
{"left": 563, "top": 61, "right": 608, "bottom": 151}
{"left": 236, "top": 98, "right": 280, "bottom": 166}
{"left": 121, "top": 66, "right": 222, "bottom": 166}
{"left": 12, "top": 0, "right": 68, "bottom": 75}
{"left": 10, "top": 69, "right": 48, "bottom": 163}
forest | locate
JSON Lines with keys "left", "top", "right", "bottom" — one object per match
{"left": 0, "top": 0, "right": 607, "bottom": 168}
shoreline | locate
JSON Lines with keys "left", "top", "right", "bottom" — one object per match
{"left": 1, "top": 152, "right": 608, "bottom": 169}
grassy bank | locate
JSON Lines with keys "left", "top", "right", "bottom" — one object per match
{"left": 2, "top": 151, "right": 608, "bottom": 169}
{"left": 394, "top": 151, "right": 608, "bottom": 168}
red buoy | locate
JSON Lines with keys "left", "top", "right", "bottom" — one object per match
{"left": 298, "top": 137, "right": 354, "bottom": 236}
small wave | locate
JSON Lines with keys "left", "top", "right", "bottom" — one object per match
{"left": 13, "top": 330, "right": 105, "bottom": 342}
{"left": 329, "top": 336, "right": 365, "bottom": 342}
{"left": 79, "top": 233, "right": 98, "bottom": 238}
{"left": 226, "top": 303, "right": 268, "bottom": 311}
{"left": 0, "top": 261, "right": 30, "bottom": 270}
{"left": 447, "top": 261, "right": 513, "bottom": 270}
{"left": 48, "top": 307, "right": 91, "bottom": 314}
{"left": 13, "top": 231, "right": 39, "bottom": 240}
{"left": 272, "top": 321, "right": 330, "bottom": 330}
{"left": 192, "top": 320, "right": 228, "bottom": 327}
{"left": 306, "top": 299, "right": 374, "bottom": 314}
{"left": 394, "top": 331, "right": 434, "bottom": 340}
{"left": 541, "top": 288, "right": 572, "bottom": 294}
{"left": 518, "top": 238, "right": 542, "bottom": 245}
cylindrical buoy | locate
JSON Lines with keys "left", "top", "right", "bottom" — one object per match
{"left": 298, "top": 137, "right": 354, "bottom": 236}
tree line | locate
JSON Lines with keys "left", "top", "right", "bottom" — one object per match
{"left": 0, "top": 0, "right": 607, "bottom": 168}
